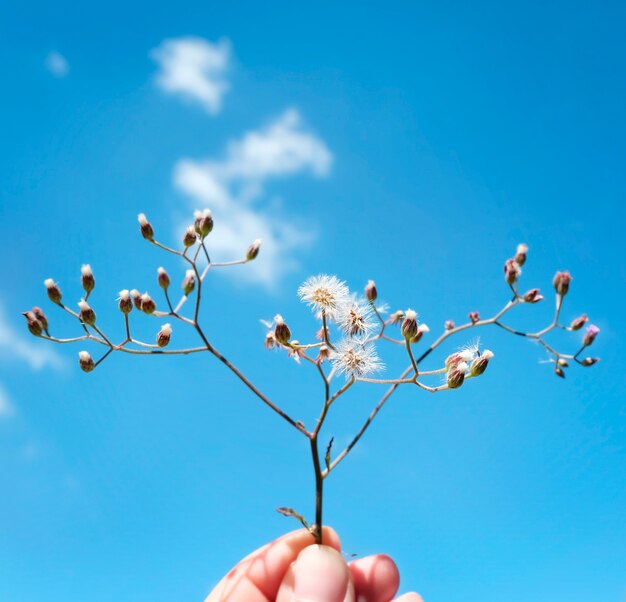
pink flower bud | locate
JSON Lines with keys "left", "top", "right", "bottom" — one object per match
{"left": 130, "top": 289, "right": 142, "bottom": 310}
{"left": 365, "top": 280, "right": 378, "bottom": 302}
{"left": 156, "top": 323, "right": 172, "bottom": 347}
{"left": 140, "top": 293, "right": 156, "bottom": 314}
{"left": 246, "top": 239, "right": 261, "bottom": 261}
{"left": 504, "top": 258, "right": 521, "bottom": 285}
{"left": 32, "top": 307, "right": 49, "bottom": 332}
{"left": 194, "top": 209, "right": 213, "bottom": 238}
{"left": 182, "top": 269, "right": 196, "bottom": 295}
{"left": 553, "top": 271, "right": 572, "bottom": 296}
{"left": 401, "top": 309, "right": 418, "bottom": 340}
{"left": 81, "top": 264, "right": 95, "bottom": 295}
{"left": 557, "top": 358, "right": 569, "bottom": 367}
{"left": 523, "top": 288, "right": 543, "bottom": 303}
{"left": 23, "top": 311, "right": 43, "bottom": 337}
{"left": 570, "top": 314, "right": 588, "bottom": 331}
{"left": 118, "top": 290, "right": 133, "bottom": 314}
{"left": 157, "top": 267, "right": 170, "bottom": 290}
{"left": 78, "top": 350, "right": 95, "bottom": 373}
{"left": 582, "top": 324, "right": 600, "bottom": 346}
{"left": 470, "top": 349, "right": 494, "bottom": 376}
{"left": 469, "top": 311, "right": 480, "bottom": 325}
{"left": 138, "top": 213, "right": 154, "bottom": 240}
{"left": 554, "top": 366, "right": 565, "bottom": 378}
{"left": 515, "top": 243, "right": 528, "bottom": 266}
{"left": 444, "top": 320, "right": 455, "bottom": 331}
{"left": 44, "top": 278, "right": 62, "bottom": 304}
{"left": 273, "top": 314, "right": 291, "bottom": 344}
{"left": 78, "top": 300, "right": 96, "bottom": 325}
{"left": 447, "top": 362, "right": 468, "bottom": 389}
{"left": 581, "top": 357, "right": 599, "bottom": 367}
{"left": 183, "top": 225, "right": 197, "bottom": 247}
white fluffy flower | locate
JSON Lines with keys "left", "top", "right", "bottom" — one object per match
{"left": 298, "top": 274, "right": 350, "bottom": 318}
{"left": 331, "top": 339, "right": 384, "bottom": 379}
{"left": 336, "top": 300, "right": 376, "bottom": 336}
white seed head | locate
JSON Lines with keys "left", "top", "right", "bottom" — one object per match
{"left": 298, "top": 274, "right": 350, "bottom": 318}
{"left": 137, "top": 213, "right": 148, "bottom": 226}
{"left": 405, "top": 309, "right": 417, "bottom": 321}
{"left": 482, "top": 349, "right": 494, "bottom": 360}
{"left": 44, "top": 278, "right": 56, "bottom": 288}
{"left": 81, "top": 264, "right": 92, "bottom": 276}
{"left": 336, "top": 300, "right": 376, "bottom": 337}
{"left": 459, "top": 350, "right": 474, "bottom": 362}
{"left": 331, "top": 339, "right": 384, "bottom": 379}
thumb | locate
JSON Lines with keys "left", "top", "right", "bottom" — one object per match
{"left": 276, "top": 544, "right": 355, "bottom": 602}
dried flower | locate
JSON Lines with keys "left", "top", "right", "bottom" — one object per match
{"left": 469, "top": 349, "right": 494, "bottom": 376}
{"left": 157, "top": 323, "right": 172, "bottom": 347}
{"left": 337, "top": 300, "right": 375, "bottom": 337}
{"left": 388, "top": 310, "right": 405, "bottom": 325}
{"left": 469, "top": 311, "right": 480, "bottom": 325}
{"left": 523, "top": 288, "right": 543, "bottom": 303}
{"left": 78, "top": 300, "right": 96, "bottom": 325}
{"left": 130, "top": 289, "right": 142, "bottom": 310}
{"left": 274, "top": 314, "right": 291, "bottom": 344}
{"left": 182, "top": 269, "right": 196, "bottom": 295}
{"left": 570, "top": 314, "right": 588, "bottom": 331}
{"left": 298, "top": 275, "right": 350, "bottom": 319}
{"left": 140, "top": 293, "right": 156, "bottom": 314}
{"left": 138, "top": 213, "right": 154, "bottom": 240}
{"left": 78, "top": 350, "right": 95, "bottom": 373}
{"left": 23, "top": 311, "right": 43, "bottom": 336}
{"left": 32, "top": 307, "right": 49, "bottom": 332}
{"left": 118, "top": 290, "right": 133, "bottom": 314}
{"left": 246, "top": 239, "right": 262, "bottom": 261}
{"left": 504, "top": 258, "right": 521, "bottom": 286}
{"left": 194, "top": 209, "right": 213, "bottom": 238}
{"left": 331, "top": 339, "right": 383, "bottom": 379}
{"left": 44, "top": 278, "right": 62, "bottom": 304}
{"left": 264, "top": 331, "right": 277, "bottom": 349}
{"left": 315, "top": 326, "right": 329, "bottom": 341}
{"left": 553, "top": 271, "right": 572, "bottom": 296}
{"left": 444, "top": 320, "right": 455, "bottom": 331}
{"left": 157, "top": 267, "right": 170, "bottom": 290}
{"left": 183, "top": 225, "right": 197, "bottom": 247}
{"left": 582, "top": 324, "right": 600, "bottom": 347}
{"left": 364, "top": 280, "right": 378, "bottom": 302}
{"left": 401, "top": 309, "right": 418, "bottom": 340}
{"left": 81, "top": 264, "right": 95, "bottom": 295}
{"left": 287, "top": 342, "right": 304, "bottom": 364}
{"left": 316, "top": 345, "right": 331, "bottom": 363}
{"left": 515, "top": 243, "right": 528, "bottom": 266}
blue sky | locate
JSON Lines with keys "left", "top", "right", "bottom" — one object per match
{"left": 0, "top": 1, "right": 624, "bottom": 601}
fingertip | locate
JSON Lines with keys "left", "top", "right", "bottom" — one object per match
{"left": 394, "top": 593, "right": 424, "bottom": 602}
{"left": 349, "top": 553, "right": 400, "bottom": 601}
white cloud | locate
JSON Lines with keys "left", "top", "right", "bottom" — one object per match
{"left": 0, "top": 301, "right": 64, "bottom": 371}
{"left": 45, "top": 51, "right": 69, "bottom": 78}
{"left": 0, "top": 384, "right": 15, "bottom": 419}
{"left": 151, "top": 36, "right": 230, "bottom": 115}
{"left": 173, "top": 109, "right": 333, "bottom": 287}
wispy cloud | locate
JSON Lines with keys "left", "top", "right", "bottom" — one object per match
{"left": 151, "top": 36, "right": 230, "bottom": 115}
{"left": 45, "top": 51, "right": 69, "bottom": 78}
{"left": 174, "top": 108, "right": 333, "bottom": 287}
{"left": 0, "top": 301, "right": 64, "bottom": 371}
{"left": 0, "top": 384, "right": 15, "bottom": 419}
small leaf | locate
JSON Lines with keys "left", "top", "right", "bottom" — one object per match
{"left": 276, "top": 506, "right": 311, "bottom": 531}
{"left": 325, "top": 437, "right": 334, "bottom": 471}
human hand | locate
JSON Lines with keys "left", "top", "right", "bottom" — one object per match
{"left": 205, "top": 527, "right": 423, "bottom": 602}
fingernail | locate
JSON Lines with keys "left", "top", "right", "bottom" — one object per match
{"left": 290, "top": 545, "right": 350, "bottom": 602}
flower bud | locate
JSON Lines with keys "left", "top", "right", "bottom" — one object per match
{"left": 32, "top": 307, "right": 49, "bottom": 332}
{"left": 554, "top": 366, "right": 565, "bottom": 379}
{"left": 156, "top": 323, "right": 172, "bottom": 347}
{"left": 140, "top": 293, "right": 156, "bottom": 314}
{"left": 138, "top": 213, "right": 154, "bottom": 240}
{"left": 401, "top": 309, "right": 418, "bottom": 340}
{"left": 118, "top": 290, "right": 133, "bottom": 314}
{"left": 365, "top": 280, "right": 378, "bottom": 302}
{"left": 316, "top": 345, "right": 331, "bottom": 363}
{"left": 444, "top": 320, "right": 455, "bottom": 331}
{"left": 78, "top": 350, "right": 95, "bottom": 373}
{"left": 553, "top": 271, "right": 572, "bottom": 296}
{"left": 581, "top": 357, "right": 599, "bottom": 367}
{"left": 447, "top": 362, "right": 468, "bottom": 389}
{"left": 446, "top": 351, "right": 473, "bottom": 369}
{"left": 182, "top": 269, "right": 196, "bottom": 295}
{"left": 130, "top": 289, "right": 142, "bottom": 310}
{"left": 78, "top": 300, "right": 96, "bottom": 325}
{"left": 582, "top": 324, "right": 600, "bottom": 346}
{"left": 264, "top": 331, "right": 277, "bottom": 349}
{"left": 246, "top": 239, "right": 261, "bottom": 261}
{"left": 80, "top": 264, "right": 95, "bottom": 295}
{"left": 570, "top": 314, "right": 588, "bottom": 331}
{"left": 468, "top": 311, "right": 480, "bottom": 325}
{"left": 194, "top": 208, "right": 213, "bottom": 238}
{"left": 44, "top": 278, "right": 62, "bottom": 304}
{"left": 523, "top": 288, "right": 543, "bottom": 303}
{"left": 23, "top": 311, "right": 43, "bottom": 336}
{"left": 469, "top": 349, "right": 494, "bottom": 376}
{"left": 157, "top": 267, "right": 170, "bottom": 290}
{"left": 410, "top": 323, "right": 430, "bottom": 344}
{"left": 183, "top": 225, "right": 197, "bottom": 247}
{"left": 273, "top": 314, "right": 291, "bottom": 344}
{"left": 557, "top": 358, "right": 569, "bottom": 367}
{"left": 515, "top": 243, "right": 528, "bottom": 266}
{"left": 504, "top": 258, "right": 521, "bottom": 285}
